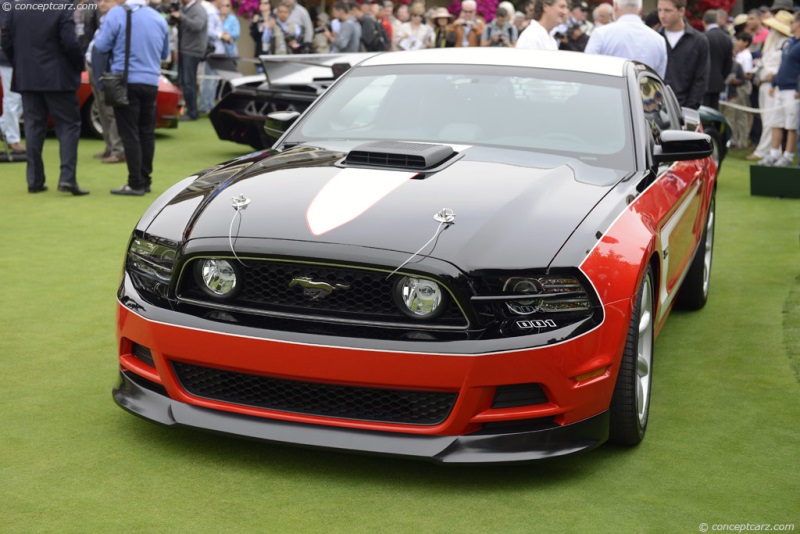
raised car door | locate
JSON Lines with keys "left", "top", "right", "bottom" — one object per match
{"left": 639, "top": 75, "right": 705, "bottom": 321}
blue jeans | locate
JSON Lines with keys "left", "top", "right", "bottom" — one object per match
{"left": 198, "top": 61, "right": 219, "bottom": 114}
{"left": 178, "top": 53, "right": 202, "bottom": 119}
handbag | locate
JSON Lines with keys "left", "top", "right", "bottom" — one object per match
{"left": 204, "top": 37, "right": 215, "bottom": 59}
{"left": 100, "top": 5, "right": 133, "bottom": 108}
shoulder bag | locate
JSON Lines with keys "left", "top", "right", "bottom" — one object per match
{"left": 100, "top": 5, "right": 133, "bottom": 108}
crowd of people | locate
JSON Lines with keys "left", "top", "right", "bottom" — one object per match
{"left": 2, "top": 0, "right": 800, "bottom": 197}
{"left": 232, "top": 0, "right": 800, "bottom": 167}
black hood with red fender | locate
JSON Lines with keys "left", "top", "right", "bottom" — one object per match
{"left": 142, "top": 142, "right": 633, "bottom": 273}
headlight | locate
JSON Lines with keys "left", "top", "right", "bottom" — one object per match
{"left": 393, "top": 276, "right": 446, "bottom": 319}
{"left": 501, "top": 275, "right": 591, "bottom": 316}
{"left": 471, "top": 271, "right": 601, "bottom": 340}
{"left": 126, "top": 236, "right": 178, "bottom": 300}
{"left": 195, "top": 259, "right": 239, "bottom": 298}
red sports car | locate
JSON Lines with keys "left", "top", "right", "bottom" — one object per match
{"left": 114, "top": 49, "right": 716, "bottom": 463}
{"left": 0, "top": 71, "right": 182, "bottom": 138}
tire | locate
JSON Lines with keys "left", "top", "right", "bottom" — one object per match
{"left": 609, "top": 265, "right": 654, "bottom": 446}
{"left": 81, "top": 95, "right": 104, "bottom": 139}
{"left": 704, "top": 127, "right": 724, "bottom": 175}
{"left": 676, "top": 195, "right": 715, "bottom": 311}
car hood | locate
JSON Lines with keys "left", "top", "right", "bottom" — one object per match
{"left": 170, "top": 145, "right": 626, "bottom": 271}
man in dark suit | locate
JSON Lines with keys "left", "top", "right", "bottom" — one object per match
{"left": 702, "top": 8, "right": 733, "bottom": 110}
{"left": 0, "top": 0, "right": 89, "bottom": 195}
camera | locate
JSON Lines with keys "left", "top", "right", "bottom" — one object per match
{"left": 157, "top": 0, "right": 180, "bottom": 25}
{"left": 153, "top": 0, "right": 179, "bottom": 14}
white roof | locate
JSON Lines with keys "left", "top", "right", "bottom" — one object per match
{"left": 359, "top": 48, "right": 630, "bottom": 77}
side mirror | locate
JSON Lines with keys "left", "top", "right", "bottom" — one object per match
{"left": 264, "top": 111, "right": 301, "bottom": 140}
{"left": 652, "top": 130, "right": 712, "bottom": 164}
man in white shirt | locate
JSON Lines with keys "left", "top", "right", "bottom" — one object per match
{"left": 516, "top": 0, "right": 568, "bottom": 50}
{"left": 584, "top": 0, "right": 667, "bottom": 79}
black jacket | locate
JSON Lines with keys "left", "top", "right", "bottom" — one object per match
{"left": 0, "top": 10, "right": 10, "bottom": 67}
{"left": 705, "top": 26, "right": 733, "bottom": 94}
{"left": 1, "top": 0, "right": 84, "bottom": 92}
{"left": 660, "top": 22, "right": 710, "bottom": 110}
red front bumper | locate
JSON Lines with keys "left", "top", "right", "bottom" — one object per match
{"left": 115, "top": 281, "right": 631, "bottom": 461}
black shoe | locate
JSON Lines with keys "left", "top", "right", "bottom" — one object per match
{"left": 28, "top": 185, "right": 48, "bottom": 193}
{"left": 144, "top": 185, "right": 151, "bottom": 193}
{"left": 57, "top": 183, "right": 90, "bottom": 196}
{"left": 111, "top": 184, "right": 145, "bottom": 196}
{"left": 179, "top": 115, "right": 198, "bottom": 122}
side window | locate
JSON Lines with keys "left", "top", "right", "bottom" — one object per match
{"left": 640, "top": 76, "right": 675, "bottom": 144}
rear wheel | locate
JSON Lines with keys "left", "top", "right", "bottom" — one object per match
{"left": 676, "top": 195, "right": 715, "bottom": 310}
{"left": 609, "top": 265, "right": 654, "bottom": 446}
{"left": 81, "top": 95, "right": 104, "bottom": 139}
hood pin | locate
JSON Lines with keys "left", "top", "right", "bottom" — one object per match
{"left": 387, "top": 208, "right": 455, "bottom": 279}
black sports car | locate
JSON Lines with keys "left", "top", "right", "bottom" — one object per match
{"left": 116, "top": 49, "right": 716, "bottom": 463}
{"left": 209, "top": 54, "right": 371, "bottom": 150}
{"left": 210, "top": 53, "right": 730, "bottom": 173}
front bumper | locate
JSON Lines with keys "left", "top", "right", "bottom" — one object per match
{"left": 115, "top": 265, "right": 628, "bottom": 462}
{"left": 114, "top": 370, "right": 609, "bottom": 463}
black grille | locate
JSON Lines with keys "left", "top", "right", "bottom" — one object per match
{"left": 179, "top": 260, "right": 466, "bottom": 327}
{"left": 172, "top": 361, "right": 458, "bottom": 425}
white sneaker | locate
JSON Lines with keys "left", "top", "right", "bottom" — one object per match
{"left": 757, "top": 154, "right": 780, "bottom": 166}
{"left": 773, "top": 155, "right": 794, "bottom": 168}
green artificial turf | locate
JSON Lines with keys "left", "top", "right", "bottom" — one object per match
{"left": 1, "top": 123, "right": 798, "bottom": 533}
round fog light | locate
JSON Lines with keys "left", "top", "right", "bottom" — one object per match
{"left": 394, "top": 276, "right": 445, "bottom": 319}
{"left": 197, "top": 259, "right": 238, "bottom": 297}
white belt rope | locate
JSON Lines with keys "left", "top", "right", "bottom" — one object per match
{"left": 719, "top": 99, "right": 798, "bottom": 114}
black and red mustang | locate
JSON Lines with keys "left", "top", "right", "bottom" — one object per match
{"left": 115, "top": 49, "right": 716, "bottom": 463}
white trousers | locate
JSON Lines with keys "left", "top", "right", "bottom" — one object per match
{"left": 0, "top": 64, "right": 23, "bottom": 144}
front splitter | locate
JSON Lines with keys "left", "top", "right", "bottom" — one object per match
{"left": 113, "top": 371, "right": 609, "bottom": 464}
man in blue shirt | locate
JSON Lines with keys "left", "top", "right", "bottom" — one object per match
{"left": 584, "top": 0, "right": 667, "bottom": 79}
{"left": 94, "top": 0, "right": 170, "bottom": 195}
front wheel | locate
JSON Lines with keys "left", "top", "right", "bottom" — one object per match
{"left": 609, "top": 265, "right": 655, "bottom": 446}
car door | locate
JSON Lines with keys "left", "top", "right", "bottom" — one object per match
{"left": 639, "top": 74, "right": 705, "bottom": 320}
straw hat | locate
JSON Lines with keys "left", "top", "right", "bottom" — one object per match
{"left": 432, "top": 7, "right": 453, "bottom": 20}
{"left": 763, "top": 10, "right": 794, "bottom": 37}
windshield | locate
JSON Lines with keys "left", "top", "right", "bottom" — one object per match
{"left": 284, "top": 64, "right": 634, "bottom": 168}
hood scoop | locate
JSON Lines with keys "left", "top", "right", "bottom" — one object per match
{"left": 344, "top": 141, "right": 457, "bottom": 171}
